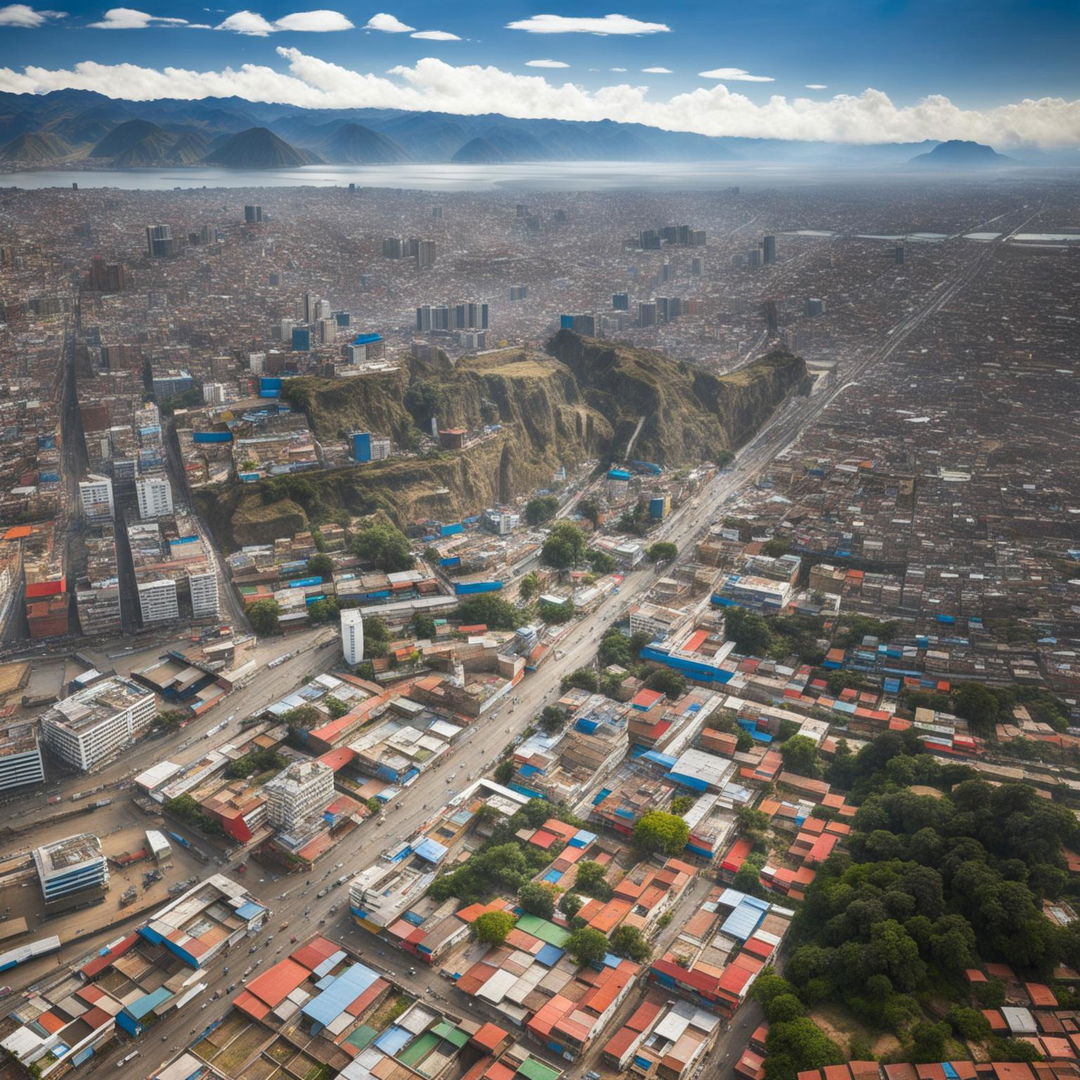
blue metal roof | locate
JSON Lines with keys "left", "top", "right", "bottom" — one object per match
{"left": 414, "top": 838, "right": 449, "bottom": 864}
{"left": 236, "top": 901, "right": 265, "bottom": 920}
{"left": 303, "top": 963, "right": 380, "bottom": 1027}
{"left": 536, "top": 943, "right": 564, "bottom": 966}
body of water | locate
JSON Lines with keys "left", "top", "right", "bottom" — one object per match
{"left": 0, "top": 160, "right": 1040, "bottom": 192}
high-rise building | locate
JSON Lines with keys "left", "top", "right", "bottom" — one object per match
{"left": 78, "top": 474, "right": 114, "bottom": 523}
{"left": 41, "top": 677, "right": 156, "bottom": 772}
{"left": 509, "top": 285, "right": 528, "bottom": 300}
{"left": 0, "top": 722, "right": 45, "bottom": 792}
{"left": 138, "top": 577, "right": 179, "bottom": 624}
{"left": 33, "top": 834, "right": 108, "bottom": 903}
{"left": 202, "top": 382, "right": 227, "bottom": 406}
{"left": 292, "top": 327, "right": 311, "bottom": 352}
{"left": 894, "top": 245, "right": 906, "bottom": 265}
{"left": 341, "top": 608, "right": 364, "bottom": 666}
{"left": 762, "top": 235, "right": 777, "bottom": 265}
{"left": 87, "top": 256, "right": 128, "bottom": 292}
{"left": 302, "top": 292, "right": 318, "bottom": 323}
{"left": 763, "top": 299, "right": 779, "bottom": 334}
{"left": 265, "top": 760, "right": 335, "bottom": 834}
{"left": 382, "top": 237, "right": 403, "bottom": 258}
{"left": 637, "top": 301, "right": 658, "bottom": 328}
{"left": 145, "top": 224, "right": 177, "bottom": 258}
{"left": 244, "top": 204, "right": 263, "bottom": 223}
{"left": 188, "top": 570, "right": 220, "bottom": 618}
{"left": 805, "top": 297, "right": 825, "bottom": 317}
{"left": 135, "top": 476, "right": 173, "bottom": 519}
{"left": 416, "top": 240, "right": 437, "bottom": 268}
{"left": 612, "top": 292, "right": 629, "bottom": 311}
{"left": 691, "top": 257, "right": 704, "bottom": 276}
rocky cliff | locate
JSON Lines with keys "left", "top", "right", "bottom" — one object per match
{"left": 195, "top": 333, "right": 807, "bottom": 549}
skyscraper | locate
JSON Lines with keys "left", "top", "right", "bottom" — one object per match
{"left": 763, "top": 235, "right": 777, "bottom": 265}
{"left": 146, "top": 225, "right": 176, "bottom": 258}
{"left": 244, "top": 204, "right": 263, "bottom": 223}
{"left": 341, "top": 608, "right": 364, "bottom": 666}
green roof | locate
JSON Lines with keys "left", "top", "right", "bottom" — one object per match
{"left": 431, "top": 1021, "right": 469, "bottom": 1048}
{"left": 344, "top": 1025, "right": 378, "bottom": 1050}
{"left": 517, "top": 1058, "right": 562, "bottom": 1080}
{"left": 514, "top": 913, "right": 570, "bottom": 947}
{"left": 398, "top": 1031, "right": 440, "bottom": 1068}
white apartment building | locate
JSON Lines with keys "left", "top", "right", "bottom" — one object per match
{"left": 138, "top": 577, "right": 179, "bottom": 623}
{"left": 341, "top": 608, "right": 365, "bottom": 666}
{"left": 188, "top": 569, "right": 220, "bottom": 618}
{"left": 135, "top": 475, "right": 173, "bottom": 519}
{"left": 0, "top": 723, "right": 45, "bottom": 792}
{"left": 40, "top": 677, "right": 156, "bottom": 772}
{"left": 264, "top": 760, "right": 334, "bottom": 833}
{"left": 33, "top": 834, "right": 108, "bottom": 902}
{"left": 78, "top": 474, "right": 114, "bottom": 522}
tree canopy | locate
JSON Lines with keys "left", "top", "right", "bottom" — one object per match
{"left": 472, "top": 910, "right": 515, "bottom": 945}
{"left": 541, "top": 521, "right": 588, "bottom": 569}
{"left": 352, "top": 520, "right": 415, "bottom": 572}
{"left": 525, "top": 496, "right": 559, "bottom": 525}
{"left": 633, "top": 810, "right": 690, "bottom": 856}
{"left": 565, "top": 927, "right": 609, "bottom": 966}
{"left": 248, "top": 597, "right": 281, "bottom": 636}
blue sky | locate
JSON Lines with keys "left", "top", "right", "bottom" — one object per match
{"left": 0, "top": 1, "right": 1077, "bottom": 145}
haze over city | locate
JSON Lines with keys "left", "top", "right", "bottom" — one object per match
{"left": 0, "top": 5, "right": 1078, "bottom": 1080}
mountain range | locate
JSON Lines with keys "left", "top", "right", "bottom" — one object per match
{"left": 0, "top": 89, "right": 1064, "bottom": 169}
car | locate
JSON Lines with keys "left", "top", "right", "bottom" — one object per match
{"left": 317, "top": 888, "right": 329, "bottom": 898}
{"left": 585, "top": 1072, "right": 601, "bottom": 1079}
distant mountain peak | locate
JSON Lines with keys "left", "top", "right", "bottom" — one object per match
{"left": 203, "top": 126, "right": 317, "bottom": 168}
{"left": 909, "top": 139, "right": 1015, "bottom": 167}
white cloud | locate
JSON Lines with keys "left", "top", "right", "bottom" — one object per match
{"left": 411, "top": 29, "right": 460, "bottom": 40}
{"left": 90, "top": 6, "right": 187, "bottom": 27}
{"left": 506, "top": 13, "right": 669, "bottom": 35}
{"left": 699, "top": 67, "right": 773, "bottom": 82}
{"left": 274, "top": 10, "right": 353, "bottom": 31}
{"left": 526, "top": 59, "right": 569, "bottom": 68}
{"left": 805, "top": 83, "right": 827, "bottom": 90}
{"left": 215, "top": 9, "right": 273, "bottom": 33}
{"left": 0, "top": 4, "right": 64, "bottom": 26}
{"left": 610, "top": 66, "right": 626, "bottom": 72}
{"left": 215, "top": 8, "right": 353, "bottom": 33}
{"left": 363, "top": 12, "right": 413, "bottom": 32}
{"left": 641, "top": 66, "right": 671, "bottom": 74}
{"left": 3, "top": 49, "right": 1078, "bottom": 149}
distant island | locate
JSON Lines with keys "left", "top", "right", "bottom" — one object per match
{"left": 908, "top": 140, "right": 1015, "bottom": 167}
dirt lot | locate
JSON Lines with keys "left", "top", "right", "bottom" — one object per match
{"left": 810, "top": 1004, "right": 901, "bottom": 1058}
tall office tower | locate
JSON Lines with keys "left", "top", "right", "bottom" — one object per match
{"left": 691, "top": 257, "right": 703, "bottom": 276}
{"left": 382, "top": 237, "right": 403, "bottom": 258}
{"left": 762, "top": 235, "right": 777, "bottom": 265}
{"left": 639, "top": 229, "right": 661, "bottom": 250}
{"left": 318, "top": 318, "right": 337, "bottom": 344}
{"left": 747, "top": 249, "right": 762, "bottom": 268}
{"left": 763, "top": 299, "right": 779, "bottom": 334}
{"left": 676, "top": 225, "right": 691, "bottom": 245}
{"left": 203, "top": 382, "right": 226, "bottom": 405}
{"left": 315, "top": 298, "right": 332, "bottom": 321}
{"left": 656, "top": 297, "right": 671, "bottom": 323}
{"left": 894, "top": 245, "right": 906, "bottom": 265}
{"left": 509, "top": 285, "right": 528, "bottom": 300}
{"left": 433, "top": 306, "right": 450, "bottom": 330}
{"left": 805, "top": 297, "right": 825, "bottom": 317}
{"left": 416, "top": 240, "right": 437, "bottom": 268}
{"left": 660, "top": 262, "right": 672, "bottom": 283}
{"left": 416, "top": 305, "right": 432, "bottom": 332}
{"left": 302, "top": 292, "right": 318, "bottom": 323}
{"left": 612, "top": 292, "right": 629, "bottom": 311}
{"left": 691, "top": 230, "right": 707, "bottom": 246}
{"left": 88, "top": 257, "right": 128, "bottom": 292}
{"left": 637, "top": 301, "right": 658, "bottom": 328}
{"left": 292, "top": 327, "right": 311, "bottom": 351}
{"left": 79, "top": 475, "right": 114, "bottom": 523}
{"left": 145, "top": 225, "right": 175, "bottom": 257}
{"left": 244, "top": 204, "right": 263, "bottom": 223}
{"left": 135, "top": 476, "right": 173, "bottom": 519}
{"left": 432, "top": 206, "right": 443, "bottom": 219}
{"left": 341, "top": 608, "right": 364, "bottom": 666}
{"left": 571, "top": 314, "right": 596, "bottom": 336}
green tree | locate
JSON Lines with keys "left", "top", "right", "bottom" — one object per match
{"left": 539, "top": 706, "right": 569, "bottom": 735}
{"left": 633, "top": 810, "right": 690, "bottom": 856}
{"left": 952, "top": 682, "right": 1002, "bottom": 737}
{"left": 670, "top": 795, "right": 694, "bottom": 816}
{"left": 472, "top": 910, "right": 515, "bottom": 945}
{"left": 324, "top": 696, "right": 349, "bottom": 719}
{"left": 453, "top": 594, "right": 523, "bottom": 630}
{"left": 283, "top": 705, "right": 321, "bottom": 731}
{"left": 541, "top": 521, "right": 588, "bottom": 569}
{"left": 519, "top": 882, "right": 557, "bottom": 920}
{"left": 781, "top": 734, "right": 823, "bottom": 778}
{"left": 609, "top": 924, "right": 650, "bottom": 962}
{"left": 559, "top": 892, "right": 584, "bottom": 918}
{"left": 643, "top": 667, "right": 687, "bottom": 699}
{"left": 353, "top": 520, "right": 415, "bottom": 572}
{"left": 538, "top": 598, "right": 575, "bottom": 624}
{"left": 947, "top": 1006, "right": 991, "bottom": 1041}
{"left": 525, "top": 496, "right": 559, "bottom": 525}
{"left": 587, "top": 548, "right": 617, "bottom": 574}
{"left": 646, "top": 541, "right": 678, "bottom": 563}
{"left": 910, "top": 1021, "right": 950, "bottom": 1064}
{"left": 518, "top": 571, "right": 542, "bottom": 602}
{"left": 307, "top": 553, "right": 334, "bottom": 578}
{"left": 414, "top": 614, "right": 436, "bottom": 639}
{"left": 574, "top": 860, "right": 612, "bottom": 900}
{"left": 764, "top": 1018, "right": 844, "bottom": 1080}
{"left": 248, "top": 598, "right": 281, "bottom": 636}
{"left": 578, "top": 496, "right": 602, "bottom": 528}
{"left": 356, "top": 661, "right": 376, "bottom": 681}
{"left": 494, "top": 760, "right": 515, "bottom": 785}
{"left": 565, "top": 927, "right": 609, "bottom": 966}
{"left": 561, "top": 667, "right": 599, "bottom": 693}
{"left": 725, "top": 607, "right": 772, "bottom": 655}
{"left": 767, "top": 994, "right": 806, "bottom": 1023}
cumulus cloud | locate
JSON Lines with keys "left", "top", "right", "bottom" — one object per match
{"left": 610, "top": 66, "right": 626, "bottom": 72}
{"left": 90, "top": 7, "right": 188, "bottom": 27}
{"left": 699, "top": 67, "right": 773, "bottom": 82}
{"left": 274, "top": 10, "right": 353, "bottom": 31}
{"left": 410, "top": 29, "right": 460, "bottom": 40}
{"left": 506, "top": 13, "right": 669, "bottom": 35}
{"left": 0, "top": 4, "right": 64, "bottom": 26}
{"left": 214, "top": 8, "right": 352, "bottom": 33}
{"left": 363, "top": 12, "right": 413, "bottom": 32}
{"left": 526, "top": 59, "right": 569, "bottom": 68}
{"left": 2, "top": 49, "right": 1077, "bottom": 148}
{"left": 805, "top": 83, "right": 827, "bottom": 90}
{"left": 642, "top": 66, "right": 671, "bottom": 74}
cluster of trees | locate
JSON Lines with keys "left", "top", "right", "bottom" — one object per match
{"left": 538, "top": 597, "right": 575, "bottom": 624}
{"left": 724, "top": 607, "right": 826, "bottom": 665}
{"left": 224, "top": 746, "right": 286, "bottom": 779}
{"left": 428, "top": 800, "right": 582, "bottom": 906}
{"left": 248, "top": 597, "right": 282, "bottom": 636}
{"left": 164, "top": 793, "right": 222, "bottom": 835}
{"left": 633, "top": 810, "right": 690, "bottom": 856}
{"left": 761, "top": 729, "right": 1080, "bottom": 1078}
{"left": 525, "top": 496, "right": 559, "bottom": 525}
{"left": 646, "top": 541, "right": 678, "bottom": 563}
{"left": 541, "top": 521, "right": 589, "bottom": 569}
{"left": 452, "top": 593, "right": 523, "bottom": 630}
{"left": 352, "top": 520, "right": 415, "bottom": 572}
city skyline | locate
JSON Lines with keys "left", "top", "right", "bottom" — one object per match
{"left": 0, "top": 1, "right": 1077, "bottom": 147}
